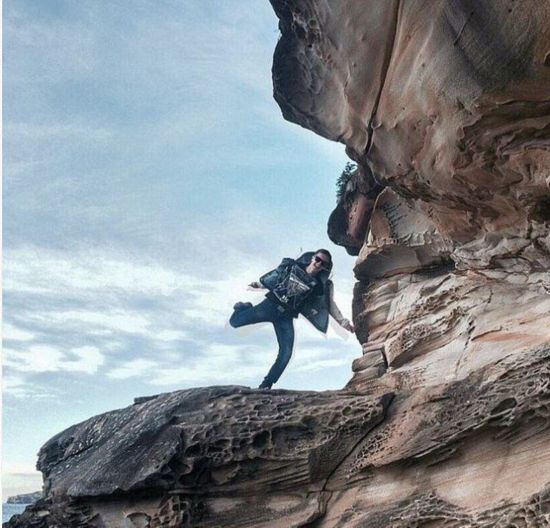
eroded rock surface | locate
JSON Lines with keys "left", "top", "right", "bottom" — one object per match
{"left": 7, "top": 1, "right": 550, "bottom": 527}
{"left": 269, "top": 0, "right": 550, "bottom": 525}
{"left": 6, "top": 387, "right": 391, "bottom": 527}
{"left": 272, "top": 0, "right": 550, "bottom": 269}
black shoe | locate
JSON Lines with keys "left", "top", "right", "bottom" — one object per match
{"left": 233, "top": 301, "right": 253, "bottom": 311}
{"left": 258, "top": 380, "right": 272, "bottom": 390}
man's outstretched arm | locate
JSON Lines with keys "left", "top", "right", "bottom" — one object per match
{"left": 328, "top": 282, "right": 354, "bottom": 333}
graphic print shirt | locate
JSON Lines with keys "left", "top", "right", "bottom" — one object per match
{"left": 271, "top": 264, "right": 318, "bottom": 312}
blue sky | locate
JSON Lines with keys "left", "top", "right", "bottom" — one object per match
{"left": 3, "top": 0, "right": 355, "bottom": 497}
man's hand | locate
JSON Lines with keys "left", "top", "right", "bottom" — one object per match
{"left": 341, "top": 318, "right": 355, "bottom": 333}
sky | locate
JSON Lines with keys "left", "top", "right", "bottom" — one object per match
{"left": 2, "top": 0, "right": 356, "bottom": 498}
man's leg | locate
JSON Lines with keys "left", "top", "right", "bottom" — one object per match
{"left": 260, "top": 316, "right": 295, "bottom": 388}
{"left": 229, "top": 299, "right": 274, "bottom": 328}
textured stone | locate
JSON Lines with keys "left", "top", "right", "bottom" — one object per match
{"left": 347, "top": 365, "right": 385, "bottom": 385}
{"left": 351, "top": 350, "right": 385, "bottom": 372}
{"left": 7, "top": 387, "right": 391, "bottom": 527}
{"left": 322, "top": 488, "right": 550, "bottom": 528}
{"left": 328, "top": 164, "right": 382, "bottom": 255}
{"left": 272, "top": 0, "right": 550, "bottom": 270}
{"left": 355, "top": 188, "right": 454, "bottom": 279}
{"left": 268, "top": 0, "right": 550, "bottom": 525}
{"left": 41, "top": 386, "right": 391, "bottom": 498}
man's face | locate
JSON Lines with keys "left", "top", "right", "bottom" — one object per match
{"left": 308, "top": 252, "right": 330, "bottom": 275}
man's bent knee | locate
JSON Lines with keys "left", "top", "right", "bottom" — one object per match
{"left": 229, "top": 302, "right": 255, "bottom": 327}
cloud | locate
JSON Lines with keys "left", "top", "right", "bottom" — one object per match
{"left": 4, "top": 345, "right": 104, "bottom": 375}
{"left": 106, "top": 358, "right": 161, "bottom": 380}
{"left": 4, "top": 5, "right": 97, "bottom": 86}
{"left": 290, "top": 345, "right": 354, "bottom": 372}
{"left": 3, "top": 244, "right": 270, "bottom": 334}
{"left": 2, "top": 374, "right": 56, "bottom": 399}
{"left": 62, "top": 346, "right": 105, "bottom": 374}
{"left": 3, "top": 322, "right": 35, "bottom": 341}
{"left": 156, "top": 329, "right": 188, "bottom": 341}
{"left": 2, "top": 463, "right": 41, "bottom": 476}
{"left": 103, "top": 342, "right": 267, "bottom": 386}
{"left": 2, "top": 245, "right": 268, "bottom": 384}
{"left": 294, "top": 357, "right": 351, "bottom": 372}
{"left": 29, "top": 309, "right": 152, "bottom": 336}
{"left": 3, "top": 246, "right": 200, "bottom": 297}
{"left": 148, "top": 342, "right": 268, "bottom": 386}
{"left": 5, "top": 122, "right": 114, "bottom": 142}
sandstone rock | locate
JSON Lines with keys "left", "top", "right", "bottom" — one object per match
{"left": 328, "top": 163, "right": 383, "bottom": 254}
{"left": 269, "top": 0, "right": 550, "bottom": 525}
{"left": 351, "top": 349, "right": 385, "bottom": 372}
{"left": 355, "top": 188, "right": 454, "bottom": 279}
{"left": 6, "top": 387, "right": 391, "bottom": 527}
{"left": 273, "top": 0, "right": 550, "bottom": 275}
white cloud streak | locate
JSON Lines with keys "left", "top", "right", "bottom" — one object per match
{"left": 4, "top": 246, "right": 200, "bottom": 297}
{"left": 2, "top": 463, "right": 43, "bottom": 498}
{"left": 3, "top": 323, "right": 35, "bottom": 341}
{"left": 4, "top": 345, "right": 104, "bottom": 375}
{"left": 2, "top": 374, "right": 57, "bottom": 399}
{"left": 104, "top": 343, "right": 268, "bottom": 386}
{"left": 106, "top": 359, "right": 160, "bottom": 380}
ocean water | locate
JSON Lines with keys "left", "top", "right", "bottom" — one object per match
{"left": 2, "top": 503, "right": 28, "bottom": 524}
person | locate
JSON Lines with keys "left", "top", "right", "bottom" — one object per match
{"left": 229, "top": 249, "right": 354, "bottom": 389}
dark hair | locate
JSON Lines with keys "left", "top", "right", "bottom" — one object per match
{"left": 315, "top": 249, "right": 333, "bottom": 270}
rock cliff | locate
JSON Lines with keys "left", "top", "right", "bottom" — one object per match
{"left": 5, "top": 492, "right": 41, "bottom": 505}
{"left": 6, "top": 1, "right": 550, "bottom": 527}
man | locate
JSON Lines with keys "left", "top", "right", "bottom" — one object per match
{"left": 229, "top": 249, "right": 354, "bottom": 389}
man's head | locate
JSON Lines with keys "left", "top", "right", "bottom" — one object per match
{"left": 306, "top": 249, "right": 333, "bottom": 276}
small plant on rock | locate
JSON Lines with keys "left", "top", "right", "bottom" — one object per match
{"left": 336, "top": 162, "right": 357, "bottom": 203}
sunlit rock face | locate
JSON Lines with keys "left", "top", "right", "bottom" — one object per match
{"left": 272, "top": 0, "right": 550, "bottom": 267}
{"left": 271, "top": 0, "right": 550, "bottom": 525}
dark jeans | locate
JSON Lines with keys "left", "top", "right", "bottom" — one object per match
{"left": 229, "top": 298, "right": 294, "bottom": 385}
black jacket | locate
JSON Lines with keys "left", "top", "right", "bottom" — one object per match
{"left": 259, "top": 252, "right": 333, "bottom": 333}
